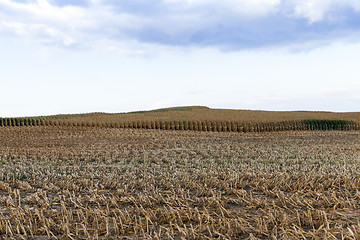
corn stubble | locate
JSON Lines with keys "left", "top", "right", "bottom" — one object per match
{"left": 0, "top": 127, "right": 360, "bottom": 239}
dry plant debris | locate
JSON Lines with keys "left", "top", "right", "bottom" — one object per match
{"left": 0, "top": 126, "right": 359, "bottom": 239}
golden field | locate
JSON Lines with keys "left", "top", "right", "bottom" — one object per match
{"left": 0, "top": 125, "right": 359, "bottom": 239}
{"left": 48, "top": 106, "right": 360, "bottom": 123}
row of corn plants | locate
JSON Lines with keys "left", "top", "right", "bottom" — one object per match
{"left": 0, "top": 118, "right": 59, "bottom": 127}
{"left": 0, "top": 118, "right": 359, "bottom": 132}
{"left": 0, "top": 118, "right": 101, "bottom": 127}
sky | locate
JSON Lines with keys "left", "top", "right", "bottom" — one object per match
{"left": 0, "top": 0, "right": 360, "bottom": 117}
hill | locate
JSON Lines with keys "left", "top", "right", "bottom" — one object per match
{"left": 42, "top": 105, "right": 360, "bottom": 123}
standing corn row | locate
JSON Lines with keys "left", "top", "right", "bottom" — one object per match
{"left": 0, "top": 118, "right": 358, "bottom": 132}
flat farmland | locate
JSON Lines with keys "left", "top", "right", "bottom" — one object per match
{"left": 0, "top": 126, "right": 360, "bottom": 239}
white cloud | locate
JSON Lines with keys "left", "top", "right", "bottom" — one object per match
{"left": 219, "top": 0, "right": 281, "bottom": 16}
{"left": 0, "top": 20, "right": 77, "bottom": 45}
{"left": 0, "top": 0, "right": 143, "bottom": 47}
{"left": 289, "top": 0, "right": 360, "bottom": 23}
{"left": 164, "top": 0, "right": 281, "bottom": 16}
{"left": 0, "top": 0, "right": 86, "bottom": 23}
{"left": 1, "top": 0, "right": 360, "bottom": 52}
{"left": 1, "top": 21, "right": 52, "bottom": 38}
{"left": 292, "top": 0, "right": 333, "bottom": 23}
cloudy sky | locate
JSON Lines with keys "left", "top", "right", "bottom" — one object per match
{"left": 1, "top": 0, "right": 359, "bottom": 117}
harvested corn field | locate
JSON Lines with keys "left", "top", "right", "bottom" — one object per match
{"left": 0, "top": 126, "right": 360, "bottom": 239}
